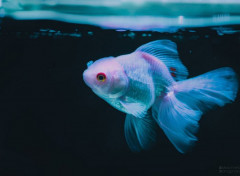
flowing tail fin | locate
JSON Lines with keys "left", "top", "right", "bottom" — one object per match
{"left": 152, "top": 67, "right": 239, "bottom": 153}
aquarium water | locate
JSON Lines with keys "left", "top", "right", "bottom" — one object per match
{"left": 0, "top": 0, "right": 239, "bottom": 176}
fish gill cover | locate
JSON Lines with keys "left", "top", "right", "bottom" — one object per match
{"left": 2, "top": 0, "right": 240, "bottom": 31}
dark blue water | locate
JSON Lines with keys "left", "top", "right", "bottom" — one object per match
{"left": 0, "top": 18, "right": 239, "bottom": 176}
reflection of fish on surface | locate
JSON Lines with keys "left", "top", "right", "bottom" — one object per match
{"left": 83, "top": 40, "right": 239, "bottom": 153}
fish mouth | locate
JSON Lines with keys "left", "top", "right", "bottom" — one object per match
{"left": 83, "top": 69, "right": 92, "bottom": 88}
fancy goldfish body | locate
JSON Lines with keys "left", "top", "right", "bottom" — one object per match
{"left": 83, "top": 40, "right": 238, "bottom": 153}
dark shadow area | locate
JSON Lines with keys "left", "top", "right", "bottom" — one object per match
{"left": 0, "top": 18, "right": 239, "bottom": 176}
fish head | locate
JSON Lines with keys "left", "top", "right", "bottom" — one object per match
{"left": 83, "top": 57, "right": 129, "bottom": 98}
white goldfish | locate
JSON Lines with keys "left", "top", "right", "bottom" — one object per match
{"left": 83, "top": 40, "right": 238, "bottom": 153}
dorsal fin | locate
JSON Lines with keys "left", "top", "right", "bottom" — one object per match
{"left": 136, "top": 40, "right": 188, "bottom": 81}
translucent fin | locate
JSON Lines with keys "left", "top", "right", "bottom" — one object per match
{"left": 136, "top": 40, "right": 188, "bottom": 81}
{"left": 176, "top": 67, "right": 239, "bottom": 112}
{"left": 152, "top": 67, "right": 238, "bottom": 153}
{"left": 152, "top": 94, "right": 202, "bottom": 153}
{"left": 124, "top": 112, "right": 157, "bottom": 152}
{"left": 120, "top": 101, "right": 147, "bottom": 119}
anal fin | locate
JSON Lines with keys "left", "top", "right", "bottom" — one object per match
{"left": 124, "top": 111, "right": 157, "bottom": 152}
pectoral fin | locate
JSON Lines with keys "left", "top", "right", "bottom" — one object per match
{"left": 120, "top": 101, "right": 147, "bottom": 118}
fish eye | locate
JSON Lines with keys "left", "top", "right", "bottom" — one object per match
{"left": 96, "top": 72, "right": 106, "bottom": 82}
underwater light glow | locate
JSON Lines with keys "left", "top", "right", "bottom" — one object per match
{"left": 2, "top": 0, "right": 240, "bottom": 30}
{"left": 178, "top": 16, "right": 184, "bottom": 25}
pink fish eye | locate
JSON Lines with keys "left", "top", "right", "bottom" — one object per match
{"left": 96, "top": 72, "right": 106, "bottom": 82}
